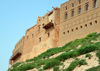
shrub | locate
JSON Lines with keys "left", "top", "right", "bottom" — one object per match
{"left": 86, "top": 65, "right": 100, "bottom": 71}
{"left": 85, "top": 53, "right": 92, "bottom": 59}
{"left": 12, "top": 62, "right": 22, "bottom": 68}
{"left": 78, "top": 59, "right": 87, "bottom": 66}
{"left": 43, "top": 59, "right": 60, "bottom": 70}
{"left": 53, "top": 66, "right": 60, "bottom": 71}
{"left": 63, "top": 60, "right": 79, "bottom": 71}
{"left": 96, "top": 51, "right": 100, "bottom": 64}
{"left": 16, "top": 63, "right": 36, "bottom": 71}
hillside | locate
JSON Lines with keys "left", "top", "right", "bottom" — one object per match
{"left": 8, "top": 32, "right": 100, "bottom": 71}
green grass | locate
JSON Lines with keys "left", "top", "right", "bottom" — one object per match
{"left": 43, "top": 59, "right": 60, "bottom": 70}
{"left": 63, "top": 59, "right": 87, "bottom": 71}
{"left": 96, "top": 51, "right": 100, "bottom": 64}
{"left": 86, "top": 66, "right": 100, "bottom": 71}
{"left": 53, "top": 66, "right": 60, "bottom": 71}
{"left": 85, "top": 53, "right": 92, "bottom": 59}
{"left": 12, "top": 62, "right": 22, "bottom": 68}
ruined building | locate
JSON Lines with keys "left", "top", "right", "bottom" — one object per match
{"left": 9, "top": 0, "right": 100, "bottom": 67}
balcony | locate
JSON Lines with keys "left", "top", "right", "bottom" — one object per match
{"left": 43, "top": 22, "right": 54, "bottom": 29}
{"left": 11, "top": 50, "right": 22, "bottom": 60}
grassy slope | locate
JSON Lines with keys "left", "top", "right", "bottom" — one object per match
{"left": 8, "top": 32, "right": 100, "bottom": 71}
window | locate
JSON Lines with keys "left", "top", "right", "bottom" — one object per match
{"left": 39, "top": 37, "right": 41, "bottom": 42}
{"left": 72, "top": 3, "right": 74, "bottom": 7}
{"left": 65, "top": 6, "right": 67, "bottom": 10}
{"left": 86, "top": 3, "right": 89, "bottom": 11}
{"left": 95, "top": 20, "right": 97, "bottom": 24}
{"left": 71, "top": 29, "right": 74, "bottom": 32}
{"left": 94, "top": 0, "right": 97, "bottom": 8}
{"left": 39, "top": 19, "right": 41, "bottom": 21}
{"left": 32, "top": 34, "right": 34, "bottom": 38}
{"left": 85, "top": 24, "right": 87, "bottom": 27}
{"left": 43, "top": 17, "right": 45, "bottom": 19}
{"left": 67, "top": 30, "right": 69, "bottom": 33}
{"left": 27, "top": 36, "right": 29, "bottom": 40}
{"left": 65, "top": 13, "right": 68, "bottom": 19}
{"left": 42, "top": 24, "right": 44, "bottom": 27}
{"left": 51, "top": 20, "right": 52, "bottom": 22}
{"left": 90, "top": 22, "right": 92, "bottom": 25}
{"left": 79, "top": 0, "right": 81, "bottom": 4}
{"left": 38, "top": 25, "right": 40, "bottom": 32}
{"left": 63, "top": 32, "right": 65, "bottom": 34}
{"left": 80, "top": 26, "right": 82, "bottom": 28}
{"left": 71, "top": 10, "right": 74, "bottom": 17}
{"left": 48, "top": 33, "right": 50, "bottom": 37}
{"left": 76, "top": 27, "right": 78, "bottom": 30}
{"left": 78, "top": 7, "right": 81, "bottom": 14}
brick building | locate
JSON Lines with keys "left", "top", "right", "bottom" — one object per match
{"left": 9, "top": 0, "right": 100, "bottom": 66}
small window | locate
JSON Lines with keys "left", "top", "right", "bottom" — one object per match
{"left": 48, "top": 33, "right": 50, "bottom": 37}
{"left": 78, "top": 7, "right": 81, "bottom": 14}
{"left": 85, "top": 24, "right": 87, "bottom": 27}
{"left": 32, "top": 34, "right": 34, "bottom": 38}
{"left": 39, "top": 19, "right": 41, "bottom": 21}
{"left": 27, "top": 36, "right": 29, "bottom": 40}
{"left": 51, "top": 20, "right": 52, "bottom": 22}
{"left": 42, "top": 24, "right": 44, "bottom": 27}
{"left": 38, "top": 25, "right": 40, "bottom": 32}
{"left": 65, "top": 6, "right": 67, "bottom": 10}
{"left": 72, "top": 29, "right": 74, "bottom": 32}
{"left": 94, "top": 0, "right": 97, "bottom": 8}
{"left": 63, "top": 32, "right": 65, "bottom": 34}
{"left": 76, "top": 27, "right": 78, "bottom": 30}
{"left": 71, "top": 10, "right": 74, "bottom": 17}
{"left": 67, "top": 30, "right": 69, "bottom": 33}
{"left": 95, "top": 20, "right": 97, "bottom": 24}
{"left": 80, "top": 26, "right": 82, "bottom": 28}
{"left": 79, "top": 0, "right": 81, "bottom": 4}
{"left": 90, "top": 22, "right": 92, "bottom": 25}
{"left": 39, "top": 37, "right": 41, "bottom": 42}
{"left": 43, "top": 17, "right": 45, "bottom": 19}
{"left": 65, "top": 13, "right": 68, "bottom": 19}
{"left": 72, "top": 3, "right": 74, "bottom": 7}
{"left": 86, "top": 3, "right": 89, "bottom": 11}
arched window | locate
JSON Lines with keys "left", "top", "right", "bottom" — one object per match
{"left": 71, "top": 10, "right": 74, "bottom": 17}
{"left": 86, "top": 4, "right": 89, "bottom": 11}
{"left": 94, "top": 0, "right": 97, "bottom": 8}
{"left": 39, "top": 37, "right": 41, "bottom": 42}
{"left": 79, "top": 0, "right": 81, "bottom": 4}
{"left": 78, "top": 7, "right": 81, "bottom": 14}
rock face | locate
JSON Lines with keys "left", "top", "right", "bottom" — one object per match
{"left": 9, "top": 0, "right": 100, "bottom": 67}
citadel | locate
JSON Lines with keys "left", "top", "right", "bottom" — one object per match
{"left": 9, "top": 0, "right": 100, "bottom": 67}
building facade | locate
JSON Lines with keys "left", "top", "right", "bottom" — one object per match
{"left": 9, "top": 0, "right": 100, "bottom": 66}
{"left": 59, "top": 0, "right": 100, "bottom": 46}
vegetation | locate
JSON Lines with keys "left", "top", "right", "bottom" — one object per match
{"left": 96, "top": 51, "right": 100, "bottom": 64}
{"left": 8, "top": 32, "right": 100, "bottom": 71}
{"left": 85, "top": 53, "right": 92, "bottom": 59}
{"left": 43, "top": 59, "right": 60, "bottom": 70}
{"left": 12, "top": 62, "right": 22, "bottom": 68}
{"left": 86, "top": 66, "right": 100, "bottom": 71}
{"left": 53, "top": 66, "right": 60, "bottom": 71}
{"left": 63, "top": 59, "right": 87, "bottom": 71}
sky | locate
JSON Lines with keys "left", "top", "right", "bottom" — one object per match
{"left": 0, "top": 0, "right": 67, "bottom": 71}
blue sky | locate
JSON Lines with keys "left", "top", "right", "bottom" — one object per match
{"left": 0, "top": 0, "right": 67, "bottom": 71}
